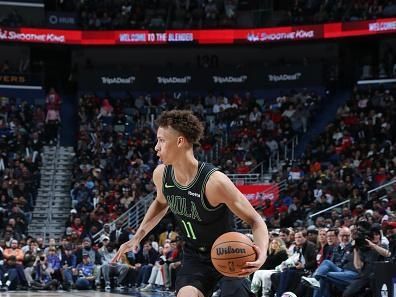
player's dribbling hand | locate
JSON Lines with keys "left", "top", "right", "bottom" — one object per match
{"left": 111, "top": 240, "right": 139, "bottom": 263}
{"left": 240, "top": 244, "right": 266, "bottom": 276}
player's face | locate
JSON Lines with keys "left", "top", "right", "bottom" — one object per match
{"left": 155, "top": 126, "right": 181, "bottom": 165}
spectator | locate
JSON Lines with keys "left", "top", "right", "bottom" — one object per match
{"left": 251, "top": 238, "right": 289, "bottom": 297}
{"left": 134, "top": 241, "right": 159, "bottom": 288}
{"left": 271, "top": 231, "right": 317, "bottom": 296}
{"left": 101, "top": 242, "right": 129, "bottom": 291}
{"left": 141, "top": 241, "right": 173, "bottom": 292}
{"left": 45, "top": 88, "right": 61, "bottom": 144}
{"left": 158, "top": 223, "right": 179, "bottom": 247}
{"left": 75, "top": 254, "right": 97, "bottom": 290}
{"left": 60, "top": 244, "right": 77, "bottom": 291}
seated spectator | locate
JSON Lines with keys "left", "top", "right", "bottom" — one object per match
{"left": 60, "top": 243, "right": 77, "bottom": 291}
{"left": 46, "top": 247, "right": 62, "bottom": 284}
{"left": 251, "top": 237, "right": 289, "bottom": 297}
{"left": 3, "top": 239, "right": 24, "bottom": 265}
{"left": 158, "top": 223, "right": 179, "bottom": 247}
{"left": 306, "top": 227, "right": 318, "bottom": 245}
{"left": 141, "top": 241, "right": 173, "bottom": 292}
{"left": 101, "top": 243, "right": 129, "bottom": 291}
{"left": 75, "top": 237, "right": 102, "bottom": 267}
{"left": 134, "top": 241, "right": 159, "bottom": 288}
{"left": 75, "top": 254, "right": 97, "bottom": 290}
{"left": 271, "top": 230, "right": 317, "bottom": 297}
{"left": 302, "top": 223, "right": 387, "bottom": 297}
{"left": 0, "top": 255, "right": 27, "bottom": 290}
{"left": 27, "top": 253, "right": 59, "bottom": 290}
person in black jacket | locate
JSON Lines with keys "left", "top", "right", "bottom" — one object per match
{"left": 134, "top": 241, "right": 159, "bottom": 287}
{"left": 251, "top": 238, "right": 289, "bottom": 297}
{"left": 271, "top": 230, "right": 317, "bottom": 296}
{"left": 110, "top": 221, "right": 124, "bottom": 248}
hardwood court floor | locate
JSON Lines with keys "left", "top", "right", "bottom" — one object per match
{"left": 0, "top": 288, "right": 175, "bottom": 297}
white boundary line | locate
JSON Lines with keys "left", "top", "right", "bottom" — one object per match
{"left": 0, "top": 1, "right": 44, "bottom": 8}
{"left": 357, "top": 78, "right": 396, "bottom": 85}
{"left": 0, "top": 84, "right": 42, "bottom": 90}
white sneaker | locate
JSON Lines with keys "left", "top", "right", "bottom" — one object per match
{"left": 301, "top": 276, "right": 320, "bottom": 288}
{"left": 140, "top": 284, "right": 153, "bottom": 291}
{"left": 105, "top": 283, "right": 111, "bottom": 291}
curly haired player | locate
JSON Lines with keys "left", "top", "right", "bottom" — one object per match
{"left": 113, "top": 110, "right": 269, "bottom": 297}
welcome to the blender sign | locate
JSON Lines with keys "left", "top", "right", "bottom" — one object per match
{"left": 0, "top": 28, "right": 65, "bottom": 43}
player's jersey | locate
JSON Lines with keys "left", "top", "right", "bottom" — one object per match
{"left": 162, "top": 162, "right": 234, "bottom": 250}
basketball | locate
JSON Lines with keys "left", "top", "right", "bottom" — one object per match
{"left": 211, "top": 232, "right": 257, "bottom": 277}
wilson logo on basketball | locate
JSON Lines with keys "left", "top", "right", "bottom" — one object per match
{"left": 216, "top": 246, "right": 246, "bottom": 255}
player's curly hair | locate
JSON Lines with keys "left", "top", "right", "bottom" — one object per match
{"left": 156, "top": 110, "right": 204, "bottom": 145}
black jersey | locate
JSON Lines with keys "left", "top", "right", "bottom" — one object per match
{"left": 162, "top": 162, "right": 234, "bottom": 250}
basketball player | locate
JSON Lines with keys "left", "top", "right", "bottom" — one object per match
{"left": 112, "top": 110, "right": 269, "bottom": 297}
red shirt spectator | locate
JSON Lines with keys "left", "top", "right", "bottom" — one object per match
{"left": 374, "top": 168, "right": 389, "bottom": 185}
{"left": 262, "top": 199, "right": 275, "bottom": 219}
{"left": 71, "top": 217, "right": 84, "bottom": 237}
{"left": 236, "top": 162, "right": 250, "bottom": 174}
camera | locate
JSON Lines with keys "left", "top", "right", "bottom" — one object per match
{"left": 40, "top": 256, "right": 45, "bottom": 261}
{"left": 355, "top": 221, "right": 373, "bottom": 250}
{"left": 158, "top": 255, "right": 167, "bottom": 265}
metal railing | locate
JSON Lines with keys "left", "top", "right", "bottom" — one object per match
{"left": 283, "top": 135, "right": 299, "bottom": 162}
{"left": 367, "top": 178, "right": 396, "bottom": 201}
{"left": 267, "top": 135, "right": 299, "bottom": 173}
{"left": 309, "top": 199, "right": 350, "bottom": 219}
{"left": 228, "top": 173, "right": 261, "bottom": 185}
{"left": 92, "top": 192, "right": 155, "bottom": 243}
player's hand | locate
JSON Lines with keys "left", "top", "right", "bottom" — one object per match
{"left": 239, "top": 244, "right": 266, "bottom": 276}
{"left": 111, "top": 240, "right": 139, "bottom": 263}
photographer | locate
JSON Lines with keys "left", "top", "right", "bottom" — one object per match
{"left": 32, "top": 253, "right": 59, "bottom": 290}
{"left": 342, "top": 223, "right": 390, "bottom": 297}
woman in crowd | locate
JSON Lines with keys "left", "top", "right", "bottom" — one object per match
{"left": 251, "top": 238, "right": 289, "bottom": 297}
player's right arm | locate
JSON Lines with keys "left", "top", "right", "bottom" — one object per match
{"left": 111, "top": 164, "right": 168, "bottom": 262}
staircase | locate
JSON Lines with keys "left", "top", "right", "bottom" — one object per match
{"left": 28, "top": 145, "right": 74, "bottom": 242}
{"left": 295, "top": 89, "right": 351, "bottom": 158}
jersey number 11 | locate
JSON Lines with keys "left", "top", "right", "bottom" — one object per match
{"left": 181, "top": 220, "right": 197, "bottom": 240}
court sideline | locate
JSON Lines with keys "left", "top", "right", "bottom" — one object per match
{"left": 0, "top": 289, "right": 175, "bottom": 297}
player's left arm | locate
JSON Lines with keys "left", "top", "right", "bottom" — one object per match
{"left": 206, "top": 171, "right": 269, "bottom": 275}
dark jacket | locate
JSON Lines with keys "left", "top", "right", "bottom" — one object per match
{"left": 293, "top": 240, "right": 317, "bottom": 271}
{"left": 135, "top": 248, "right": 159, "bottom": 265}
{"left": 261, "top": 250, "right": 289, "bottom": 270}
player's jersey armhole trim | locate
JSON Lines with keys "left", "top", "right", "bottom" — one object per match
{"left": 200, "top": 167, "right": 224, "bottom": 211}
{"left": 162, "top": 165, "right": 169, "bottom": 194}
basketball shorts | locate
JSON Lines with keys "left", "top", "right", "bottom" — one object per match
{"left": 175, "top": 247, "right": 222, "bottom": 297}
{"left": 175, "top": 247, "right": 254, "bottom": 297}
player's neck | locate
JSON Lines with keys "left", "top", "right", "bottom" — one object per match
{"left": 172, "top": 153, "right": 199, "bottom": 186}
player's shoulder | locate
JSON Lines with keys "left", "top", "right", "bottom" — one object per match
{"left": 153, "top": 164, "right": 166, "bottom": 180}
{"left": 206, "top": 170, "right": 231, "bottom": 185}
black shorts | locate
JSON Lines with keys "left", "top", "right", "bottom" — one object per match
{"left": 175, "top": 247, "right": 222, "bottom": 297}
